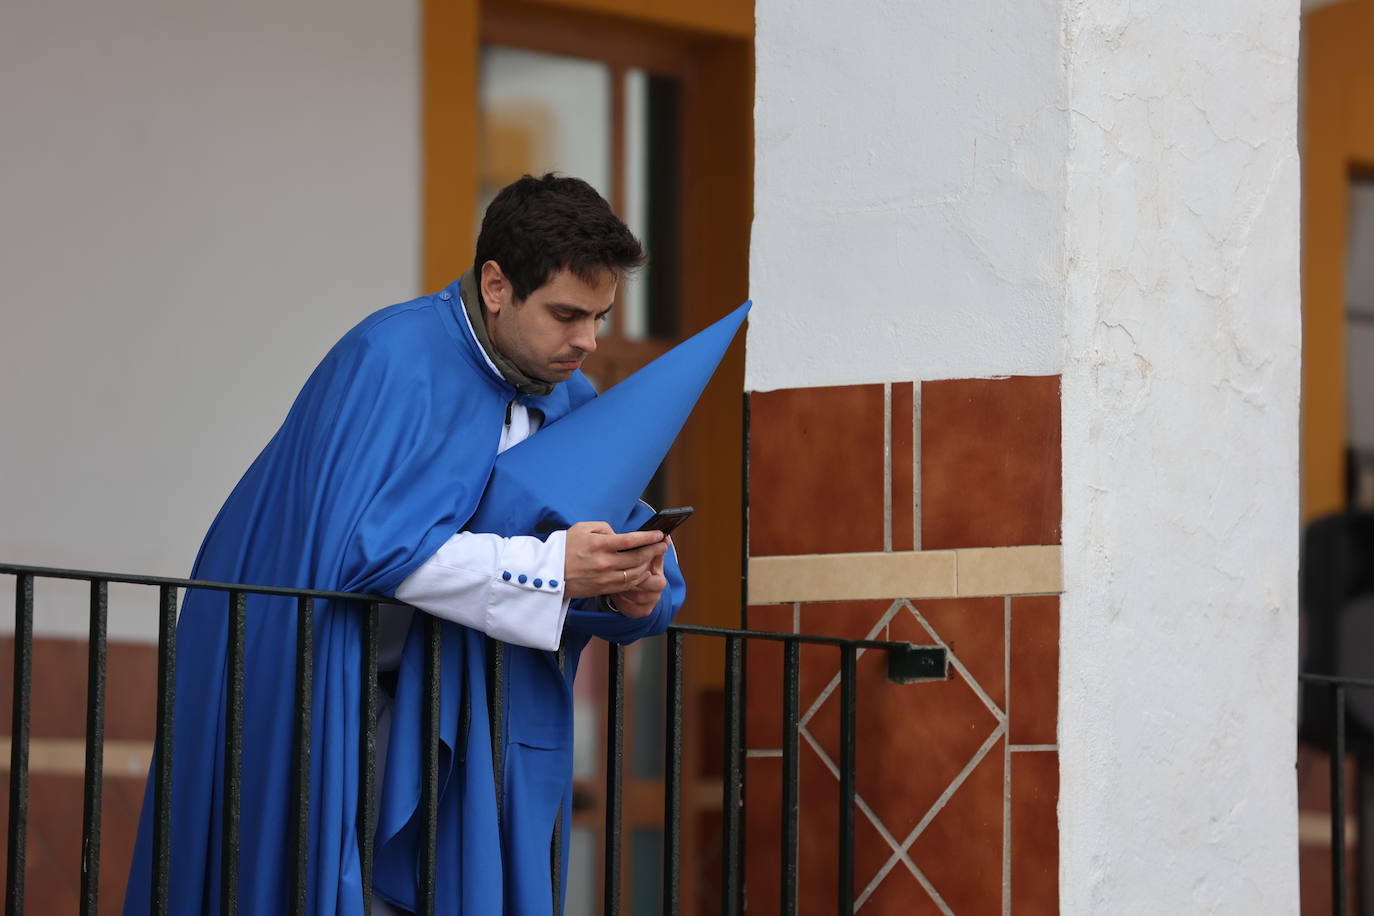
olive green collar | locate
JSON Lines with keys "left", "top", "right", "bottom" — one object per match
{"left": 459, "top": 269, "right": 555, "bottom": 397}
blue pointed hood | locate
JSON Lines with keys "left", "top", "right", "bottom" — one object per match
{"left": 469, "top": 301, "right": 751, "bottom": 535}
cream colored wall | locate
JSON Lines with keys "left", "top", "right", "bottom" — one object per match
{"left": 0, "top": 0, "right": 421, "bottom": 639}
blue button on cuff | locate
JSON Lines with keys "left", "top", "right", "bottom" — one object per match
{"left": 533, "top": 578, "right": 543, "bottom": 588}
{"left": 549, "top": 579, "right": 558, "bottom": 588}
{"left": 517, "top": 574, "right": 528, "bottom": 584}
{"left": 501, "top": 571, "right": 511, "bottom": 581}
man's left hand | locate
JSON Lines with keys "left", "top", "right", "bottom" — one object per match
{"left": 609, "top": 537, "right": 670, "bottom": 618}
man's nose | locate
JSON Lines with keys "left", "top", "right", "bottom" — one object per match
{"left": 571, "top": 319, "right": 598, "bottom": 354}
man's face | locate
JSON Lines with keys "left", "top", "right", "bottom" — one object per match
{"left": 481, "top": 262, "right": 616, "bottom": 383}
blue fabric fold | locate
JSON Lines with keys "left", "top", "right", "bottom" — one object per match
{"left": 122, "top": 284, "right": 746, "bottom": 914}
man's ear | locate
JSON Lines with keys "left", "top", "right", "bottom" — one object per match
{"left": 480, "top": 260, "right": 511, "bottom": 315}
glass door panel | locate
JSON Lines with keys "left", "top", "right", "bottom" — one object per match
{"left": 479, "top": 41, "right": 685, "bottom": 914}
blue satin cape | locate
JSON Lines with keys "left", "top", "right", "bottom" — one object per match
{"left": 123, "top": 279, "right": 683, "bottom": 915}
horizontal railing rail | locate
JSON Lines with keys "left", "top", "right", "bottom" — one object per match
{"left": 0, "top": 562, "right": 947, "bottom": 915}
{"left": 1299, "top": 671, "right": 1374, "bottom": 916}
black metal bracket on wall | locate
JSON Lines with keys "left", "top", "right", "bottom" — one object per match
{"left": 888, "top": 644, "right": 948, "bottom": 683}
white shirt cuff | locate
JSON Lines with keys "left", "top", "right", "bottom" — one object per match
{"left": 394, "top": 530, "right": 571, "bottom": 651}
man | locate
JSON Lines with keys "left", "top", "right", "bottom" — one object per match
{"left": 124, "top": 174, "right": 686, "bottom": 915}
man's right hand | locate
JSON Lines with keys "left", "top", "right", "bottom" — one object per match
{"left": 563, "top": 521, "right": 668, "bottom": 599}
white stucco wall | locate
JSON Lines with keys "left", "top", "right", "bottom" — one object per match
{"left": 746, "top": 0, "right": 1069, "bottom": 391}
{"left": 1058, "top": 0, "right": 1300, "bottom": 911}
{"left": 0, "top": 0, "right": 421, "bottom": 640}
{"left": 751, "top": 0, "right": 1302, "bottom": 910}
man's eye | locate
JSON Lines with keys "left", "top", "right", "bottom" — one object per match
{"left": 596, "top": 312, "right": 610, "bottom": 323}
{"left": 554, "top": 311, "right": 576, "bottom": 322}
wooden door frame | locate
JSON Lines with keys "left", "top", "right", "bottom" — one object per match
{"left": 421, "top": 1, "right": 752, "bottom": 911}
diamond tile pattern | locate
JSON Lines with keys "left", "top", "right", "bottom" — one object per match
{"left": 744, "top": 596, "right": 1059, "bottom": 913}
{"left": 809, "top": 610, "right": 999, "bottom": 840}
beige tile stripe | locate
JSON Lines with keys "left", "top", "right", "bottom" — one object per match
{"left": 747, "top": 545, "right": 1062, "bottom": 604}
{"left": 1299, "top": 811, "right": 1359, "bottom": 846}
{"left": 0, "top": 737, "right": 152, "bottom": 778}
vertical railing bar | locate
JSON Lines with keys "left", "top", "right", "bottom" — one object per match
{"left": 489, "top": 639, "right": 507, "bottom": 833}
{"left": 151, "top": 583, "right": 177, "bottom": 916}
{"left": 721, "top": 635, "right": 743, "bottom": 916}
{"left": 662, "top": 631, "right": 684, "bottom": 916}
{"left": 418, "top": 614, "right": 442, "bottom": 916}
{"left": 552, "top": 646, "right": 567, "bottom": 916}
{"left": 1333, "top": 684, "right": 1348, "bottom": 916}
{"left": 289, "top": 596, "right": 314, "bottom": 916}
{"left": 838, "top": 645, "right": 858, "bottom": 915}
{"left": 220, "top": 590, "right": 246, "bottom": 915}
{"left": 358, "top": 601, "right": 379, "bottom": 916}
{"left": 6, "top": 573, "right": 34, "bottom": 916}
{"left": 79, "top": 579, "right": 108, "bottom": 916}
{"left": 604, "top": 642, "right": 626, "bottom": 916}
{"left": 780, "top": 639, "right": 800, "bottom": 915}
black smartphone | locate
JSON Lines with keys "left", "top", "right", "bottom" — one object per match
{"left": 619, "top": 506, "right": 693, "bottom": 549}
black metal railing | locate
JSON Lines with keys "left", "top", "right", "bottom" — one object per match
{"left": 1300, "top": 671, "right": 1374, "bottom": 916}
{"left": 0, "top": 563, "right": 946, "bottom": 915}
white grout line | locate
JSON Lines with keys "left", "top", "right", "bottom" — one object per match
{"left": 801, "top": 722, "right": 956, "bottom": 915}
{"left": 801, "top": 725, "right": 840, "bottom": 780}
{"left": 800, "top": 703, "right": 975, "bottom": 916}
{"left": 1003, "top": 595, "right": 1012, "bottom": 916}
{"left": 883, "top": 382, "right": 893, "bottom": 552}
{"left": 856, "top": 837, "right": 956, "bottom": 916}
{"left": 852, "top": 793, "right": 944, "bottom": 911}
{"left": 746, "top": 748, "right": 783, "bottom": 758}
{"left": 798, "top": 600, "right": 904, "bottom": 730}
{"left": 897, "top": 722, "right": 1007, "bottom": 855}
{"left": 1009, "top": 744, "right": 1059, "bottom": 752}
{"left": 905, "top": 602, "right": 1005, "bottom": 722}
{"left": 912, "top": 383, "right": 922, "bottom": 552}
{"left": 856, "top": 721, "right": 1010, "bottom": 912}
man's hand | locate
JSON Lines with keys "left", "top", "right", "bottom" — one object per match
{"left": 563, "top": 521, "right": 669, "bottom": 609}
{"left": 607, "top": 539, "right": 670, "bottom": 618}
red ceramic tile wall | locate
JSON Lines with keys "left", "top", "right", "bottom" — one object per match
{"left": 797, "top": 600, "right": 894, "bottom": 727}
{"left": 745, "top": 756, "right": 783, "bottom": 910}
{"left": 1010, "top": 596, "right": 1059, "bottom": 746}
{"left": 748, "top": 385, "right": 886, "bottom": 556}
{"left": 891, "top": 383, "right": 916, "bottom": 552}
{"left": 0, "top": 637, "right": 155, "bottom": 913}
{"left": 745, "top": 604, "right": 793, "bottom": 750}
{"left": 740, "top": 376, "right": 1067, "bottom": 913}
{"left": 808, "top": 611, "right": 997, "bottom": 862}
{"left": 0, "top": 636, "right": 158, "bottom": 740}
{"left": 740, "top": 597, "right": 1065, "bottom": 913}
{"left": 907, "top": 736, "right": 1004, "bottom": 914}
{"left": 916, "top": 598, "right": 1005, "bottom": 710}
{"left": 921, "top": 375, "right": 1062, "bottom": 550}
{"left": 0, "top": 772, "right": 146, "bottom": 914}
{"left": 1296, "top": 745, "right": 1358, "bottom": 915}
{"left": 1010, "top": 750, "right": 1059, "bottom": 914}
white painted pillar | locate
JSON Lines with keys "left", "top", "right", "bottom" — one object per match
{"left": 1058, "top": 0, "right": 1301, "bottom": 911}
{"left": 751, "top": 0, "right": 1302, "bottom": 908}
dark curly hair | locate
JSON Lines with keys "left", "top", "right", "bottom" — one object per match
{"left": 474, "top": 173, "right": 646, "bottom": 302}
